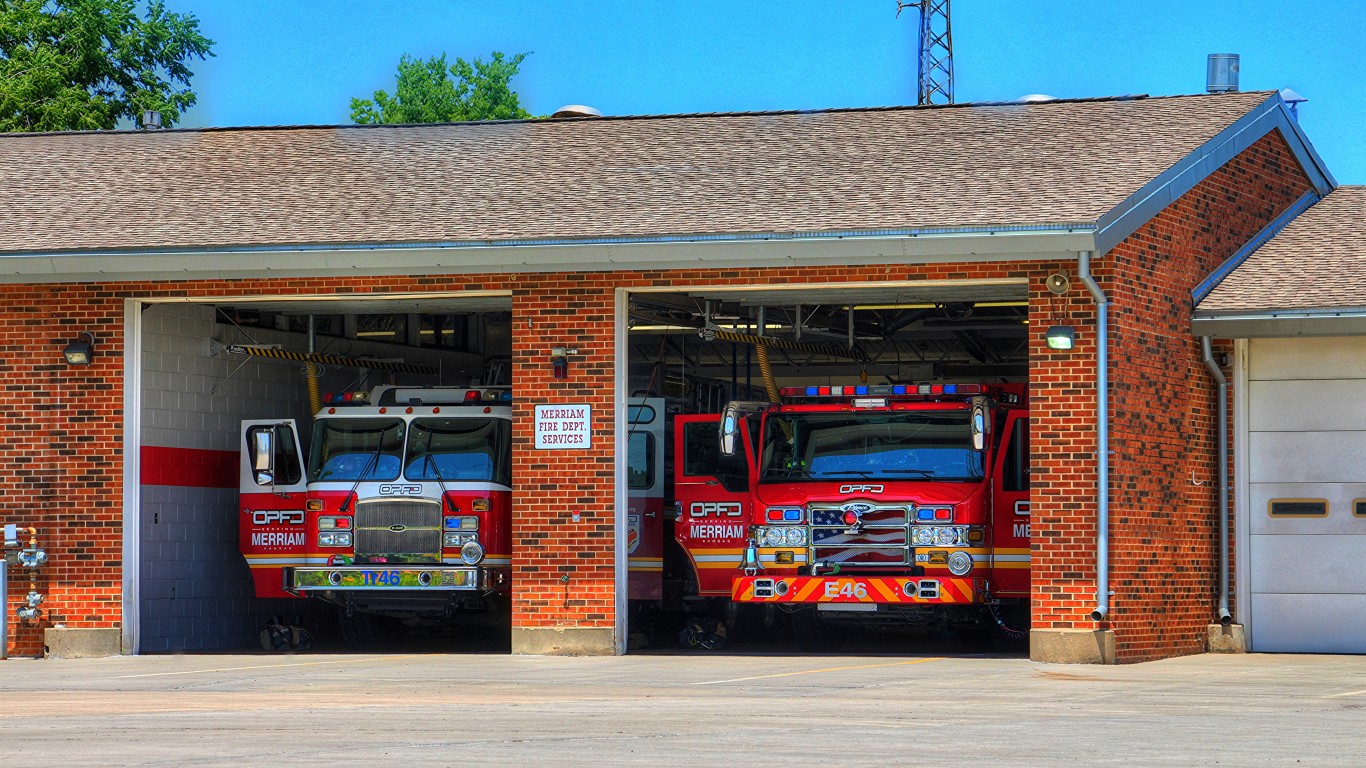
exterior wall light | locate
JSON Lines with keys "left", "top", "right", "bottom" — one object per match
{"left": 1045, "top": 325, "right": 1075, "bottom": 350}
{"left": 1043, "top": 273, "right": 1074, "bottom": 350}
{"left": 62, "top": 332, "right": 95, "bottom": 365}
{"left": 550, "top": 346, "right": 576, "bottom": 379}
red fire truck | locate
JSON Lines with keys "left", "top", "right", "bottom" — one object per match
{"left": 239, "top": 386, "right": 513, "bottom": 643}
{"left": 673, "top": 383, "right": 1030, "bottom": 651}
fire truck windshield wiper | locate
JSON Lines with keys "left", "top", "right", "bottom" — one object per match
{"left": 823, "top": 469, "right": 937, "bottom": 478}
{"left": 763, "top": 467, "right": 812, "bottom": 479}
{"left": 420, "top": 431, "right": 455, "bottom": 513}
{"left": 339, "top": 444, "right": 384, "bottom": 514}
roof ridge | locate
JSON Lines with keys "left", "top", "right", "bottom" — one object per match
{"left": 0, "top": 90, "right": 1278, "bottom": 139}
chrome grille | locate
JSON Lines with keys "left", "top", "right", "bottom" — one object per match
{"left": 810, "top": 503, "right": 911, "bottom": 568}
{"left": 354, "top": 499, "right": 442, "bottom": 562}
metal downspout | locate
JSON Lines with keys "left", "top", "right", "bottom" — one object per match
{"left": 1201, "top": 337, "right": 1233, "bottom": 624}
{"left": 1077, "top": 251, "right": 1111, "bottom": 621}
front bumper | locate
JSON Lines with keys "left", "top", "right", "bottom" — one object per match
{"left": 733, "top": 575, "right": 983, "bottom": 605}
{"left": 288, "top": 566, "right": 492, "bottom": 593}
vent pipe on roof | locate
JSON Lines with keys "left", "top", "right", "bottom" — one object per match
{"left": 140, "top": 110, "right": 163, "bottom": 130}
{"left": 1206, "top": 54, "right": 1240, "bottom": 93}
{"left": 551, "top": 104, "right": 603, "bottom": 119}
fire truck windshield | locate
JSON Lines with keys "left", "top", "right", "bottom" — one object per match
{"left": 308, "top": 418, "right": 405, "bottom": 482}
{"left": 406, "top": 418, "right": 512, "bottom": 486}
{"left": 759, "top": 410, "right": 984, "bottom": 482}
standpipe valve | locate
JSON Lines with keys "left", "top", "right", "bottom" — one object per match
{"left": 7, "top": 527, "right": 46, "bottom": 623}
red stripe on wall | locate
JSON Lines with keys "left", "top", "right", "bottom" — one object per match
{"left": 141, "top": 445, "right": 238, "bottom": 488}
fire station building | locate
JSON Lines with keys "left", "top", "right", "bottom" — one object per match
{"left": 0, "top": 88, "right": 1350, "bottom": 663}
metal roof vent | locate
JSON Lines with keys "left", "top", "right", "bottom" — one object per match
{"left": 1279, "top": 88, "right": 1307, "bottom": 121}
{"left": 551, "top": 104, "right": 603, "bottom": 119}
{"left": 1206, "top": 54, "right": 1240, "bottom": 93}
{"left": 140, "top": 110, "right": 163, "bottom": 129}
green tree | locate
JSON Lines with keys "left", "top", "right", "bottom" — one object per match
{"left": 0, "top": 0, "right": 213, "bottom": 132}
{"left": 350, "top": 50, "right": 532, "bottom": 124}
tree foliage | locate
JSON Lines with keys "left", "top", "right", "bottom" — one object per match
{"left": 350, "top": 50, "right": 532, "bottom": 124}
{"left": 0, "top": 0, "right": 213, "bottom": 132}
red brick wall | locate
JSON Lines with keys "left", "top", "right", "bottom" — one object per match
{"left": 0, "top": 285, "right": 125, "bottom": 658}
{"left": 0, "top": 130, "right": 1314, "bottom": 659}
{"left": 1029, "top": 129, "right": 1313, "bottom": 662}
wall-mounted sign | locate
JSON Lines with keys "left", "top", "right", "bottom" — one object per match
{"left": 534, "top": 404, "right": 592, "bottom": 449}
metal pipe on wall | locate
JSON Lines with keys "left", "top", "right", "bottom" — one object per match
{"left": 1, "top": 558, "right": 7, "bottom": 660}
{"left": 1201, "top": 336, "right": 1233, "bottom": 624}
{"left": 1077, "top": 251, "right": 1112, "bottom": 621}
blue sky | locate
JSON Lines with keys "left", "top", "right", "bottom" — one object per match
{"left": 176, "top": 0, "right": 1363, "bottom": 182}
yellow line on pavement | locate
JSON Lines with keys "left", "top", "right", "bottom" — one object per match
{"left": 693, "top": 656, "right": 945, "bottom": 685}
{"left": 115, "top": 654, "right": 442, "bottom": 678}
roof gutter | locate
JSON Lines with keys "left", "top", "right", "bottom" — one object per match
{"left": 1191, "top": 307, "right": 1366, "bottom": 338}
{"left": 0, "top": 225, "right": 1098, "bottom": 284}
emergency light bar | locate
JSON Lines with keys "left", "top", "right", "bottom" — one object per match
{"left": 323, "top": 391, "right": 371, "bottom": 404}
{"left": 324, "top": 388, "right": 513, "bottom": 405}
{"left": 781, "top": 384, "right": 982, "bottom": 398}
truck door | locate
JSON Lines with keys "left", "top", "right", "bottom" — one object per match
{"left": 239, "top": 419, "right": 308, "bottom": 599}
{"left": 674, "top": 414, "right": 754, "bottom": 596}
{"left": 991, "top": 412, "right": 1030, "bottom": 597}
{"left": 626, "top": 400, "right": 666, "bottom": 600}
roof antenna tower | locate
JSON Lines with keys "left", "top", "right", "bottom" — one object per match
{"left": 897, "top": 0, "right": 954, "bottom": 105}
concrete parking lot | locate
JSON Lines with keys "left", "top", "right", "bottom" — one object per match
{"left": 1, "top": 646, "right": 1363, "bottom": 767}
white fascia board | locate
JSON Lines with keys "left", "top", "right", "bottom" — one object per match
{"left": 0, "top": 228, "right": 1096, "bottom": 284}
{"left": 1192, "top": 308, "right": 1366, "bottom": 338}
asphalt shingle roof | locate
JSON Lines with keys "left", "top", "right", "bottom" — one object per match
{"left": 0, "top": 91, "right": 1275, "bottom": 255}
{"left": 1197, "top": 186, "right": 1366, "bottom": 313}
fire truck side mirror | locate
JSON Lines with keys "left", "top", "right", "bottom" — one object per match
{"left": 719, "top": 401, "right": 777, "bottom": 456}
{"left": 252, "top": 428, "right": 276, "bottom": 486}
{"left": 970, "top": 399, "right": 989, "bottom": 451}
{"left": 720, "top": 407, "right": 740, "bottom": 456}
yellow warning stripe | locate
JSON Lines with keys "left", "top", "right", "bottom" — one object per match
{"left": 227, "top": 344, "right": 437, "bottom": 375}
{"left": 703, "top": 327, "right": 865, "bottom": 361}
{"left": 734, "top": 576, "right": 979, "bottom": 605}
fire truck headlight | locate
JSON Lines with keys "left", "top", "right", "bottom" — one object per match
{"left": 914, "top": 527, "right": 935, "bottom": 546}
{"left": 460, "top": 541, "right": 485, "bottom": 565}
{"left": 319, "top": 531, "right": 352, "bottom": 547}
{"left": 947, "top": 550, "right": 973, "bottom": 576}
{"left": 444, "top": 532, "right": 478, "bottom": 548}
{"left": 783, "top": 527, "right": 807, "bottom": 547}
{"left": 761, "top": 527, "right": 785, "bottom": 547}
{"left": 935, "top": 527, "right": 957, "bottom": 546}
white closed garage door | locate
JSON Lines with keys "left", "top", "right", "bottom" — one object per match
{"left": 1246, "top": 336, "right": 1366, "bottom": 653}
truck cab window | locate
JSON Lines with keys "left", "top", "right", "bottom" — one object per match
{"left": 627, "top": 432, "right": 655, "bottom": 490}
{"left": 1002, "top": 417, "right": 1030, "bottom": 492}
{"left": 683, "top": 421, "right": 748, "bottom": 492}
{"left": 405, "top": 417, "right": 511, "bottom": 486}
{"left": 245, "top": 424, "right": 302, "bottom": 485}
{"left": 307, "top": 418, "right": 405, "bottom": 482}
